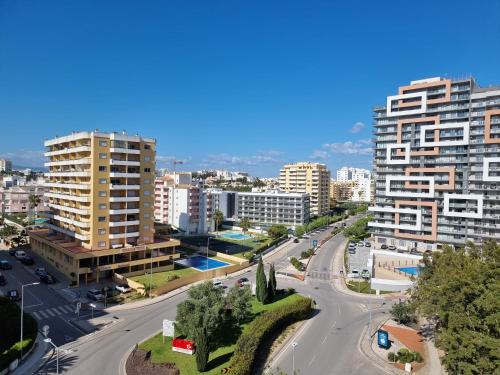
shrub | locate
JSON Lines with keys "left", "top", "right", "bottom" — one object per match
{"left": 387, "top": 352, "right": 397, "bottom": 362}
{"left": 397, "top": 348, "right": 414, "bottom": 363}
{"left": 289, "top": 257, "right": 302, "bottom": 271}
{"left": 229, "top": 295, "right": 312, "bottom": 375}
{"left": 300, "top": 251, "right": 310, "bottom": 259}
{"left": 413, "top": 351, "right": 423, "bottom": 363}
{"left": 167, "top": 274, "right": 180, "bottom": 282}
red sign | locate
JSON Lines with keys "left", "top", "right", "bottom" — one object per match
{"left": 172, "top": 338, "right": 195, "bottom": 355}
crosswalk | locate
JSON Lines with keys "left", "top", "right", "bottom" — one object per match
{"left": 30, "top": 305, "right": 75, "bottom": 320}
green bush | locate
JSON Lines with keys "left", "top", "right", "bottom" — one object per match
{"left": 300, "top": 251, "right": 310, "bottom": 259}
{"left": 167, "top": 274, "right": 180, "bottom": 282}
{"left": 414, "top": 351, "right": 423, "bottom": 363}
{"left": 289, "top": 257, "right": 302, "bottom": 271}
{"left": 397, "top": 348, "right": 413, "bottom": 363}
{"left": 387, "top": 352, "right": 397, "bottom": 362}
{"left": 229, "top": 295, "right": 312, "bottom": 375}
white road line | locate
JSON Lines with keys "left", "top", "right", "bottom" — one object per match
{"left": 331, "top": 320, "right": 337, "bottom": 330}
{"left": 338, "top": 304, "right": 341, "bottom": 315}
{"left": 38, "top": 310, "right": 49, "bottom": 319}
{"left": 32, "top": 311, "right": 42, "bottom": 320}
{"left": 321, "top": 335, "right": 328, "bottom": 345}
{"left": 56, "top": 306, "right": 69, "bottom": 314}
{"left": 61, "top": 305, "right": 74, "bottom": 313}
{"left": 307, "top": 354, "right": 316, "bottom": 367}
{"left": 46, "top": 308, "right": 58, "bottom": 317}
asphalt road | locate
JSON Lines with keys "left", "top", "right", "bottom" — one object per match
{"left": 30, "top": 214, "right": 391, "bottom": 375}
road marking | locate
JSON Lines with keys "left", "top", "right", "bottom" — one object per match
{"left": 338, "top": 304, "right": 341, "bottom": 315}
{"left": 63, "top": 305, "right": 75, "bottom": 313}
{"left": 48, "top": 308, "right": 60, "bottom": 316}
{"left": 307, "top": 354, "right": 316, "bottom": 367}
{"left": 321, "top": 335, "right": 328, "bottom": 344}
{"left": 38, "top": 310, "right": 49, "bottom": 319}
{"left": 331, "top": 320, "right": 336, "bottom": 331}
{"left": 23, "top": 303, "right": 44, "bottom": 309}
{"left": 57, "top": 306, "right": 70, "bottom": 314}
{"left": 32, "top": 311, "right": 42, "bottom": 320}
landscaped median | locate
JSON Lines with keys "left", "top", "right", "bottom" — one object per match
{"left": 128, "top": 291, "right": 312, "bottom": 375}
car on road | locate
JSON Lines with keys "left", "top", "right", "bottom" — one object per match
{"left": 115, "top": 284, "right": 132, "bottom": 294}
{"left": 236, "top": 277, "right": 251, "bottom": 287}
{"left": 20, "top": 255, "right": 35, "bottom": 265}
{"left": 7, "top": 289, "right": 21, "bottom": 302}
{"left": 357, "top": 241, "right": 364, "bottom": 247}
{"left": 342, "top": 222, "right": 347, "bottom": 227}
{"left": 380, "top": 244, "right": 388, "bottom": 250}
{"left": 35, "top": 267, "right": 47, "bottom": 277}
{"left": 0, "top": 260, "right": 12, "bottom": 270}
{"left": 302, "top": 234, "right": 310, "bottom": 239}
{"left": 40, "top": 273, "right": 56, "bottom": 284}
{"left": 14, "top": 250, "right": 27, "bottom": 260}
{"left": 212, "top": 280, "right": 226, "bottom": 290}
{"left": 87, "top": 289, "right": 104, "bottom": 301}
{"left": 388, "top": 245, "right": 396, "bottom": 251}
{"left": 364, "top": 242, "right": 371, "bottom": 247}
{"left": 0, "top": 273, "right": 6, "bottom": 286}
{"left": 348, "top": 248, "right": 356, "bottom": 254}
{"left": 8, "top": 248, "right": 17, "bottom": 256}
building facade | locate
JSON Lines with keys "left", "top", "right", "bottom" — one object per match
{"left": 369, "top": 77, "right": 500, "bottom": 251}
{"left": 236, "top": 190, "right": 309, "bottom": 227}
{"left": 329, "top": 180, "right": 357, "bottom": 206}
{"left": 0, "top": 159, "right": 12, "bottom": 172}
{"left": 0, "top": 184, "right": 48, "bottom": 214}
{"left": 335, "top": 167, "right": 372, "bottom": 203}
{"left": 279, "top": 162, "right": 330, "bottom": 216}
{"left": 28, "top": 131, "right": 180, "bottom": 285}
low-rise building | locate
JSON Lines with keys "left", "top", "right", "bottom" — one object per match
{"left": 0, "top": 184, "right": 48, "bottom": 214}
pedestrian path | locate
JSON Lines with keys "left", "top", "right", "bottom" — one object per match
{"left": 29, "top": 304, "right": 75, "bottom": 320}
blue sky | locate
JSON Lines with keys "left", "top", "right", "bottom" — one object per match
{"left": 0, "top": 0, "right": 499, "bottom": 177}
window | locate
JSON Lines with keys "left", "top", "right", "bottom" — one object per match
{"left": 99, "top": 166, "right": 107, "bottom": 172}
{"left": 98, "top": 241, "right": 106, "bottom": 248}
{"left": 98, "top": 216, "right": 106, "bottom": 222}
{"left": 144, "top": 202, "right": 150, "bottom": 208}
{"left": 99, "top": 153, "right": 107, "bottom": 159}
{"left": 98, "top": 191, "right": 107, "bottom": 197}
{"left": 144, "top": 179, "right": 150, "bottom": 184}
{"left": 99, "top": 178, "right": 107, "bottom": 184}
{"left": 144, "top": 168, "right": 151, "bottom": 173}
{"left": 144, "top": 191, "right": 151, "bottom": 196}
{"left": 98, "top": 228, "right": 106, "bottom": 235}
{"left": 99, "top": 140, "right": 108, "bottom": 147}
{"left": 144, "top": 156, "right": 151, "bottom": 161}
{"left": 144, "top": 213, "right": 150, "bottom": 218}
{"left": 143, "top": 236, "right": 151, "bottom": 242}
{"left": 144, "top": 144, "right": 151, "bottom": 150}
{"left": 143, "top": 225, "right": 150, "bottom": 230}
{"left": 98, "top": 203, "right": 106, "bottom": 209}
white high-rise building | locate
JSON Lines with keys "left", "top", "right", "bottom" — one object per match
{"left": 336, "top": 167, "right": 372, "bottom": 202}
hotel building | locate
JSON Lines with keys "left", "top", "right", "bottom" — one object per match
{"left": 369, "top": 77, "right": 500, "bottom": 251}
{"left": 236, "top": 190, "right": 310, "bottom": 227}
{"left": 28, "top": 131, "right": 180, "bottom": 285}
{"left": 279, "top": 162, "right": 330, "bottom": 216}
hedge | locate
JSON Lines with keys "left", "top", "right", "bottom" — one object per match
{"left": 254, "top": 235, "right": 287, "bottom": 255}
{"left": 229, "top": 295, "right": 312, "bottom": 375}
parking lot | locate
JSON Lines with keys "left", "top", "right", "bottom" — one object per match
{"left": 347, "top": 240, "right": 372, "bottom": 275}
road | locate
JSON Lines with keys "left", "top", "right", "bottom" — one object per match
{"left": 23, "top": 214, "right": 390, "bottom": 375}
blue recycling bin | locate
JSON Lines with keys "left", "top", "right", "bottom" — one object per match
{"left": 377, "top": 329, "right": 390, "bottom": 349}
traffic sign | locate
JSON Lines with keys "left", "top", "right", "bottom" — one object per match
{"left": 163, "top": 319, "right": 174, "bottom": 338}
{"left": 312, "top": 240, "right": 318, "bottom": 248}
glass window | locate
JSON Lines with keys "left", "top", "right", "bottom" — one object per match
{"left": 144, "top": 156, "right": 151, "bottom": 161}
{"left": 98, "top": 203, "right": 106, "bottom": 209}
{"left": 99, "top": 166, "right": 107, "bottom": 172}
{"left": 99, "top": 153, "right": 107, "bottom": 159}
{"left": 98, "top": 216, "right": 106, "bottom": 222}
{"left": 144, "top": 144, "right": 151, "bottom": 150}
{"left": 99, "top": 140, "right": 108, "bottom": 147}
{"left": 99, "top": 178, "right": 107, "bottom": 184}
{"left": 144, "top": 213, "right": 150, "bottom": 218}
{"left": 98, "top": 241, "right": 106, "bottom": 248}
{"left": 98, "top": 191, "right": 107, "bottom": 197}
{"left": 144, "top": 179, "right": 151, "bottom": 184}
{"left": 98, "top": 228, "right": 106, "bottom": 235}
{"left": 144, "top": 202, "right": 150, "bottom": 208}
{"left": 144, "top": 168, "right": 151, "bottom": 173}
{"left": 143, "top": 225, "right": 150, "bottom": 230}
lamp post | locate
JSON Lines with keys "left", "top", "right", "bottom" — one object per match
{"left": 20, "top": 282, "right": 40, "bottom": 361}
{"left": 291, "top": 341, "right": 298, "bottom": 374}
{"left": 44, "top": 338, "right": 59, "bottom": 374}
{"left": 149, "top": 248, "right": 153, "bottom": 299}
{"left": 206, "top": 237, "right": 210, "bottom": 279}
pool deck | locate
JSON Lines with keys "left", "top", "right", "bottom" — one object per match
{"left": 175, "top": 256, "right": 231, "bottom": 272}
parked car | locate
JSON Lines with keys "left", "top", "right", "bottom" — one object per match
{"left": 0, "top": 260, "right": 12, "bottom": 270}
{"left": 20, "top": 255, "right": 34, "bottom": 265}
{"left": 212, "top": 280, "right": 225, "bottom": 290}
{"left": 380, "top": 244, "right": 388, "bottom": 250}
{"left": 302, "top": 234, "right": 310, "bottom": 239}
{"left": 361, "top": 269, "right": 371, "bottom": 279}
{"left": 35, "top": 267, "right": 47, "bottom": 277}
{"left": 8, "top": 248, "right": 16, "bottom": 256}
{"left": 293, "top": 238, "right": 299, "bottom": 243}
{"left": 7, "top": 289, "right": 21, "bottom": 302}
{"left": 87, "top": 289, "right": 104, "bottom": 301}
{"left": 388, "top": 245, "right": 396, "bottom": 251}
{"left": 347, "top": 269, "right": 360, "bottom": 279}
{"left": 0, "top": 273, "right": 6, "bottom": 286}
{"left": 342, "top": 222, "right": 347, "bottom": 227}
{"left": 357, "top": 241, "right": 364, "bottom": 247}
{"left": 115, "top": 284, "right": 132, "bottom": 294}
{"left": 40, "top": 273, "right": 56, "bottom": 284}
{"left": 14, "top": 250, "right": 27, "bottom": 260}
{"left": 236, "top": 277, "right": 251, "bottom": 287}
{"left": 364, "top": 242, "right": 371, "bottom": 247}
{"left": 348, "top": 248, "right": 356, "bottom": 254}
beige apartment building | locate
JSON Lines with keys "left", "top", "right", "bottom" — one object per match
{"left": 329, "top": 180, "right": 357, "bottom": 207}
{"left": 279, "top": 162, "right": 330, "bottom": 216}
{"left": 28, "top": 131, "right": 180, "bottom": 286}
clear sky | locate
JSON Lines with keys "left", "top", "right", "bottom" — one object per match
{"left": 1, "top": 0, "right": 499, "bottom": 177}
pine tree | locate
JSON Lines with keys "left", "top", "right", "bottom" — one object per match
{"left": 267, "top": 263, "right": 277, "bottom": 302}
{"left": 256, "top": 256, "right": 268, "bottom": 303}
{"left": 195, "top": 328, "right": 209, "bottom": 372}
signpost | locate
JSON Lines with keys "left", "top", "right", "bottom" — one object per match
{"left": 172, "top": 338, "right": 195, "bottom": 355}
{"left": 377, "top": 329, "right": 390, "bottom": 349}
{"left": 312, "top": 239, "right": 318, "bottom": 248}
{"left": 162, "top": 319, "right": 174, "bottom": 344}
{"left": 89, "top": 303, "right": 96, "bottom": 319}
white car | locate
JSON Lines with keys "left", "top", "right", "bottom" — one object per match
{"left": 303, "top": 234, "right": 311, "bottom": 239}
{"left": 348, "top": 269, "right": 360, "bottom": 279}
{"left": 115, "top": 284, "right": 132, "bottom": 293}
{"left": 14, "top": 250, "right": 27, "bottom": 260}
{"left": 212, "top": 280, "right": 225, "bottom": 289}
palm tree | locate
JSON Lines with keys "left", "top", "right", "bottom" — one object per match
{"left": 29, "top": 194, "right": 41, "bottom": 223}
{"left": 239, "top": 217, "right": 251, "bottom": 237}
{"left": 214, "top": 210, "right": 224, "bottom": 232}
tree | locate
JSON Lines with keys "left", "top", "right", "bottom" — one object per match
{"left": 195, "top": 327, "right": 209, "bottom": 372}
{"left": 175, "top": 281, "right": 225, "bottom": 349}
{"left": 390, "top": 300, "right": 415, "bottom": 325}
{"left": 344, "top": 216, "right": 372, "bottom": 241}
{"left": 268, "top": 263, "right": 277, "bottom": 301}
{"left": 28, "top": 194, "right": 41, "bottom": 222}
{"left": 213, "top": 210, "right": 224, "bottom": 232}
{"left": 294, "top": 225, "right": 305, "bottom": 237}
{"left": 410, "top": 241, "right": 500, "bottom": 374}
{"left": 255, "top": 256, "right": 268, "bottom": 304}
{"left": 267, "top": 224, "right": 288, "bottom": 239}
{"left": 227, "top": 285, "right": 252, "bottom": 323}
{"left": 239, "top": 217, "right": 251, "bottom": 236}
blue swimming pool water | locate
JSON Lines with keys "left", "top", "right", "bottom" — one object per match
{"left": 35, "top": 218, "right": 48, "bottom": 224}
{"left": 397, "top": 266, "right": 420, "bottom": 276}
{"left": 219, "top": 231, "right": 253, "bottom": 240}
{"left": 176, "top": 255, "right": 230, "bottom": 271}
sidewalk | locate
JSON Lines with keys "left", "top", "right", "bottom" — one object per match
{"left": 106, "top": 238, "right": 293, "bottom": 312}
{"left": 12, "top": 334, "right": 49, "bottom": 375}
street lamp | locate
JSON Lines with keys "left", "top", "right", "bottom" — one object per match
{"left": 20, "top": 282, "right": 40, "bottom": 360}
{"left": 206, "top": 236, "right": 210, "bottom": 278}
{"left": 44, "top": 338, "right": 59, "bottom": 374}
{"left": 291, "top": 341, "right": 298, "bottom": 374}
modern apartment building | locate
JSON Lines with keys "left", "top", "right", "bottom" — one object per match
{"left": 236, "top": 190, "right": 310, "bottom": 227}
{"left": 369, "top": 77, "right": 500, "bottom": 251}
{"left": 0, "top": 159, "right": 12, "bottom": 172}
{"left": 28, "top": 131, "right": 180, "bottom": 285}
{"left": 335, "top": 167, "right": 372, "bottom": 202}
{"left": 329, "top": 180, "right": 357, "bottom": 206}
{"left": 0, "top": 185, "right": 48, "bottom": 214}
{"left": 279, "top": 162, "right": 330, "bottom": 216}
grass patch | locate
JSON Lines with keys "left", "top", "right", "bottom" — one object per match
{"left": 139, "top": 292, "right": 301, "bottom": 375}
{"left": 346, "top": 280, "right": 391, "bottom": 294}
{"left": 130, "top": 264, "right": 199, "bottom": 289}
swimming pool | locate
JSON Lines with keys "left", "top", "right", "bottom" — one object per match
{"left": 34, "top": 218, "right": 48, "bottom": 224}
{"left": 397, "top": 266, "right": 420, "bottom": 276}
{"left": 176, "top": 255, "right": 230, "bottom": 271}
{"left": 218, "top": 231, "right": 254, "bottom": 240}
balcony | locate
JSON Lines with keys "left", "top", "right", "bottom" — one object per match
{"left": 109, "top": 232, "right": 140, "bottom": 239}
{"left": 109, "top": 208, "right": 140, "bottom": 214}
{"left": 44, "top": 182, "right": 90, "bottom": 189}
{"left": 109, "top": 172, "right": 141, "bottom": 178}
{"left": 109, "top": 147, "right": 141, "bottom": 154}
{"left": 48, "top": 203, "right": 90, "bottom": 215}
{"left": 109, "top": 220, "right": 141, "bottom": 227}
{"left": 109, "top": 159, "right": 141, "bottom": 166}
{"left": 46, "top": 223, "right": 90, "bottom": 241}
{"left": 46, "top": 192, "right": 91, "bottom": 202}
{"left": 109, "top": 184, "right": 141, "bottom": 190}
{"left": 44, "top": 158, "right": 92, "bottom": 167}
{"left": 44, "top": 145, "right": 91, "bottom": 157}
{"left": 109, "top": 196, "right": 140, "bottom": 202}
{"left": 52, "top": 215, "right": 91, "bottom": 228}
{"left": 45, "top": 171, "right": 91, "bottom": 177}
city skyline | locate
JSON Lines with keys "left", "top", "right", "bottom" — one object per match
{"left": 1, "top": 1, "right": 499, "bottom": 176}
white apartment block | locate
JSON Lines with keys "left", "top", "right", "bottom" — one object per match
{"left": 0, "top": 159, "right": 12, "bottom": 172}
{"left": 336, "top": 167, "right": 372, "bottom": 202}
{"left": 236, "top": 190, "right": 310, "bottom": 227}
